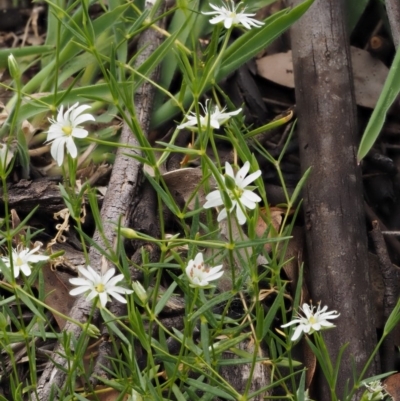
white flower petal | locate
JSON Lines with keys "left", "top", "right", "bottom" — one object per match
{"left": 51, "top": 138, "right": 66, "bottom": 166}
{"left": 217, "top": 207, "right": 228, "bottom": 222}
{"left": 225, "top": 162, "right": 234, "bottom": 178}
{"left": 241, "top": 170, "right": 262, "bottom": 188}
{"left": 108, "top": 291, "right": 128, "bottom": 304}
{"left": 65, "top": 137, "right": 78, "bottom": 158}
{"left": 71, "top": 127, "right": 89, "bottom": 139}
{"left": 291, "top": 325, "right": 304, "bottom": 341}
{"left": 235, "top": 205, "right": 247, "bottom": 225}
{"left": 69, "top": 286, "right": 90, "bottom": 296}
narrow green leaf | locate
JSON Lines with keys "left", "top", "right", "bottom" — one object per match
{"left": 186, "top": 378, "right": 236, "bottom": 400}
{"left": 357, "top": 45, "right": 400, "bottom": 162}
{"left": 0, "top": 46, "right": 54, "bottom": 69}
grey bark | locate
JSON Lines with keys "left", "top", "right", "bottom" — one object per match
{"left": 33, "top": 2, "right": 164, "bottom": 399}
{"left": 385, "top": 0, "right": 400, "bottom": 49}
{"left": 290, "top": 0, "right": 377, "bottom": 398}
{"left": 370, "top": 221, "right": 399, "bottom": 372}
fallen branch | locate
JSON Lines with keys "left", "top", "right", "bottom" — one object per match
{"left": 33, "top": 1, "right": 165, "bottom": 398}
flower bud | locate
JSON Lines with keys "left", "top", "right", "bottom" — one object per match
{"left": 224, "top": 174, "right": 236, "bottom": 191}
{"left": 131, "top": 281, "right": 147, "bottom": 304}
{"left": 120, "top": 227, "right": 138, "bottom": 239}
{"left": 7, "top": 54, "right": 21, "bottom": 81}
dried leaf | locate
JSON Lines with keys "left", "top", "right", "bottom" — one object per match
{"left": 256, "top": 47, "right": 389, "bottom": 108}
{"left": 384, "top": 373, "right": 400, "bottom": 400}
{"left": 38, "top": 264, "right": 76, "bottom": 329}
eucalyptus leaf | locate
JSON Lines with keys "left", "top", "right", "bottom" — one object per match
{"left": 357, "top": 45, "right": 400, "bottom": 162}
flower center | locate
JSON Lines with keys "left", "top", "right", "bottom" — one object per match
{"left": 62, "top": 125, "right": 73, "bottom": 136}
{"left": 228, "top": 11, "right": 237, "bottom": 18}
{"left": 230, "top": 187, "right": 243, "bottom": 199}
{"left": 309, "top": 316, "right": 317, "bottom": 325}
{"left": 95, "top": 283, "right": 106, "bottom": 293}
{"left": 15, "top": 257, "right": 23, "bottom": 266}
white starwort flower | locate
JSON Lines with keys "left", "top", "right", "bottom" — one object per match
{"left": 281, "top": 303, "right": 340, "bottom": 341}
{"left": 202, "top": 1, "right": 265, "bottom": 30}
{"left": 204, "top": 161, "right": 261, "bottom": 225}
{"left": 2, "top": 244, "right": 49, "bottom": 278}
{"left": 177, "top": 100, "right": 241, "bottom": 130}
{"left": 185, "top": 252, "right": 224, "bottom": 287}
{"left": 69, "top": 265, "right": 133, "bottom": 308}
{"left": 46, "top": 102, "right": 95, "bottom": 166}
{"left": 362, "top": 380, "right": 391, "bottom": 401}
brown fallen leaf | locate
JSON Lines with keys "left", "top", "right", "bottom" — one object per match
{"left": 38, "top": 263, "right": 76, "bottom": 329}
{"left": 256, "top": 47, "right": 389, "bottom": 109}
{"left": 384, "top": 373, "right": 400, "bottom": 400}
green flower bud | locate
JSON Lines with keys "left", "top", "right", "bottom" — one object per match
{"left": 132, "top": 281, "right": 147, "bottom": 304}
{"left": 120, "top": 227, "right": 138, "bottom": 239}
{"left": 7, "top": 54, "right": 21, "bottom": 81}
{"left": 224, "top": 174, "right": 236, "bottom": 191}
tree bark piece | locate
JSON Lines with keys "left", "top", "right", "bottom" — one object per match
{"left": 290, "top": 0, "right": 377, "bottom": 397}
{"left": 370, "top": 220, "right": 399, "bottom": 372}
{"left": 33, "top": 2, "right": 164, "bottom": 399}
{"left": 385, "top": 0, "right": 400, "bottom": 49}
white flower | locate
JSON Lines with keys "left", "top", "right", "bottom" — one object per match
{"left": 362, "top": 380, "right": 391, "bottom": 401}
{"left": 185, "top": 252, "right": 224, "bottom": 287}
{"left": 204, "top": 161, "right": 261, "bottom": 225}
{"left": 2, "top": 244, "right": 49, "bottom": 278}
{"left": 46, "top": 102, "right": 95, "bottom": 166}
{"left": 202, "top": 1, "right": 265, "bottom": 30}
{"left": 281, "top": 303, "right": 340, "bottom": 341}
{"left": 69, "top": 265, "right": 133, "bottom": 308}
{"left": 177, "top": 100, "right": 241, "bottom": 130}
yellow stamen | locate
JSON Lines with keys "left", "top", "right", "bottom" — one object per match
{"left": 62, "top": 126, "right": 73, "bottom": 136}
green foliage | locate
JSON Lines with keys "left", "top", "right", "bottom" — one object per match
{"left": 357, "top": 44, "right": 400, "bottom": 162}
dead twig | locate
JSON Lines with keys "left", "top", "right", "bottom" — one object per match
{"left": 33, "top": 1, "right": 165, "bottom": 398}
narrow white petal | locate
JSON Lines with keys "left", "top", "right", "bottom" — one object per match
{"left": 224, "top": 17, "right": 233, "bottom": 29}
{"left": 235, "top": 205, "right": 247, "bottom": 225}
{"left": 27, "top": 254, "right": 49, "bottom": 263}
{"left": 194, "top": 253, "right": 204, "bottom": 265}
{"left": 102, "top": 268, "right": 116, "bottom": 284}
{"left": 19, "top": 263, "right": 32, "bottom": 276}
{"left": 98, "top": 292, "right": 108, "bottom": 308}
{"left": 204, "top": 192, "right": 224, "bottom": 208}
{"left": 13, "top": 266, "right": 20, "bottom": 278}
{"left": 225, "top": 162, "right": 234, "bottom": 178}
{"left": 236, "top": 161, "right": 250, "bottom": 183}
{"left": 206, "top": 270, "right": 224, "bottom": 282}
{"left": 108, "top": 291, "right": 128, "bottom": 304}
{"left": 217, "top": 207, "right": 228, "bottom": 222}
{"left": 241, "top": 190, "right": 262, "bottom": 204}
{"left": 65, "top": 137, "right": 78, "bottom": 158}
{"left": 70, "top": 286, "right": 91, "bottom": 296}
{"left": 177, "top": 118, "right": 198, "bottom": 129}
{"left": 108, "top": 286, "right": 133, "bottom": 295}
{"left": 240, "top": 197, "right": 256, "bottom": 210}
{"left": 291, "top": 325, "right": 305, "bottom": 341}
{"left": 241, "top": 170, "right": 262, "bottom": 188}
{"left": 51, "top": 138, "right": 66, "bottom": 166}
{"left": 69, "top": 278, "right": 92, "bottom": 287}
{"left": 202, "top": 10, "right": 220, "bottom": 15}
{"left": 79, "top": 266, "right": 98, "bottom": 282}
{"left": 86, "top": 290, "right": 99, "bottom": 302}
{"left": 281, "top": 318, "right": 303, "bottom": 328}
{"left": 71, "top": 127, "right": 89, "bottom": 139}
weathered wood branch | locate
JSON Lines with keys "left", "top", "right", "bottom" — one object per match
{"left": 33, "top": 2, "right": 164, "bottom": 399}
{"left": 290, "top": 0, "right": 377, "bottom": 397}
